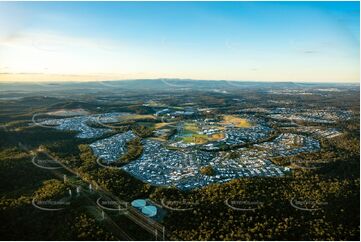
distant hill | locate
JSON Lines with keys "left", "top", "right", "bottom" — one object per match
{"left": 0, "top": 79, "right": 358, "bottom": 94}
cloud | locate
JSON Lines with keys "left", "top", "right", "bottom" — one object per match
{"left": 303, "top": 50, "right": 318, "bottom": 54}
{"left": 0, "top": 31, "right": 123, "bottom": 53}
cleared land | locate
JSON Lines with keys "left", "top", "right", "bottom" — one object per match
{"left": 47, "top": 108, "right": 90, "bottom": 116}
{"left": 154, "top": 122, "right": 174, "bottom": 129}
{"left": 121, "top": 114, "right": 155, "bottom": 120}
{"left": 220, "top": 115, "right": 253, "bottom": 128}
{"left": 143, "top": 100, "right": 166, "bottom": 107}
{"left": 184, "top": 123, "right": 199, "bottom": 132}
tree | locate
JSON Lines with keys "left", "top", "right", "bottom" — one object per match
{"left": 200, "top": 165, "right": 215, "bottom": 176}
{"left": 117, "top": 138, "right": 143, "bottom": 165}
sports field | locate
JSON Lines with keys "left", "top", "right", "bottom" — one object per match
{"left": 180, "top": 122, "right": 225, "bottom": 144}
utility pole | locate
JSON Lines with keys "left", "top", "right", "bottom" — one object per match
{"left": 162, "top": 226, "right": 165, "bottom": 241}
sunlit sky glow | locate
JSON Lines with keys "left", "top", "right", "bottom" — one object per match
{"left": 0, "top": 1, "right": 359, "bottom": 83}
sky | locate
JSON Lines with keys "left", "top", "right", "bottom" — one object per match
{"left": 0, "top": 1, "right": 359, "bottom": 83}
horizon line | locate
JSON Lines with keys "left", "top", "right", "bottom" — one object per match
{"left": 0, "top": 78, "right": 359, "bottom": 85}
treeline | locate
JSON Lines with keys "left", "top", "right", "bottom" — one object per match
{"left": 151, "top": 174, "right": 359, "bottom": 240}
{"left": 131, "top": 124, "right": 154, "bottom": 138}
{"left": 76, "top": 144, "right": 152, "bottom": 200}
{"left": 200, "top": 165, "right": 215, "bottom": 176}
{"left": 0, "top": 173, "right": 115, "bottom": 240}
{"left": 117, "top": 138, "right": 143, "bottom": 165}
{"left": 0, "top": 126, "right": 78, "bottom": 150}
{"left": 0, "top": 148, "right": 55, "bottom": 196}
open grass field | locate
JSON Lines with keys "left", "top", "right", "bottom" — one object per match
{"left": 121, "top": 114, "right": 155, "bottom": 121}
{"left": 149, "top": 137, "right": 167, "bottom": 142}
{"left": 180, "top": 122, "right": 225, "bottom": 144}
{"left": 182, "top": 134, "right": 208, "bottom": 144}
{"left": 47, "top": 108, "right": 90, "bottom": 116}
{"left": 143, "top": 100, "right": 166, "bottom": 107}
{"left": 184, "top": 122, "right": 200, "bottom": 132}
{"left": 210, "top": 133, "right": 225, "bottom": 140}
{"left": 220, "top": 115, "right": 253, "bottom": 128}
{"left": 154, "top": 122, "right": 174, "bottom": 129}
{"left": 181, "top": 132, "right": 225, "bottom": 144}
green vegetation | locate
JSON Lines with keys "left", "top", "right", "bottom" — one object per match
{"left": 76, "top": 144, "right": 151, "bottom": 200}
{"left": 122, "top": 114, "right": 155, "bottom": 121}
{"left": 131, "top": 124, "right": 154, "bottom": 138}
{"left": 184, "top": 122, "right": 199, "bottom": 132}
{"left": 0, "top": 87, "right": 359, "bottom": 240}
{"left": 152, "top": 175, "right": 359, "bottom": 240}
{"left": 151, "top": 120, "right": 360, "bottom": 241}
{"left": 117, "top": 138, "right": 143, "bottom": 165}
{"left": 229, "top": 151, "right": 240, "bottom": 159}
{"left": 200, "top": 165, "right": 215, "bottom": 176}
{"left": 72, "top": 213, "right": 116, "bottom": 240}
{"left": 179, "top": 122, "right": 225, "bottom": 144}
{"left": 0, "top": 148, "right": 54, "bottom": 197}
{"left": 33, "top": 179, "right": 69, "bottom": 201}
{"left": 182, "top": 133, "right": 208, "bottom": 144}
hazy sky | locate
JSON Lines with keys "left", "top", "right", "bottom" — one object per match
{"left": 0, "top": 1, "right": 359, "bottom": 83}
